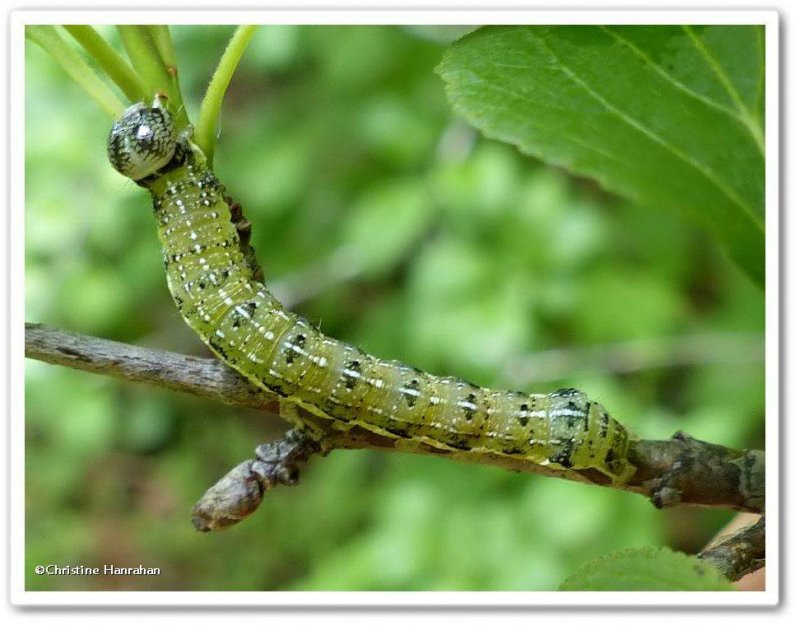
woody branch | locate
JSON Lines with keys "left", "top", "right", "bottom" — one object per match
{"left": 24, "top": 322, "right": 766, "bottom": 581}
{"left": 24, "top": 322, "right": 764, "bottom": 512}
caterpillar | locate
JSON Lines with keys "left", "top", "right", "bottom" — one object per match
{"left": 107, "top": 98, "right": 636, "bottom": 486}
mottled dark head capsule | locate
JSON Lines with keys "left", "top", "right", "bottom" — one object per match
{"left": 107, "top": 101, "right": 177, "bottom": 181}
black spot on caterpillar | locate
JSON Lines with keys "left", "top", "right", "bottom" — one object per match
{"left": 107, "top": 100, "right": 636, "bottom": 484}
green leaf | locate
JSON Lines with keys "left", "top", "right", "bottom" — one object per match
{"left": 437, "top": 25, "right": 765, "bottom": 287}
{"left": 559, "top": 546, "right": 735, "bottom": 591}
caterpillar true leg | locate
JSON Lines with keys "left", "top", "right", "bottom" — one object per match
{"left": 108, "top": 99, "right": 637, "bottom": 499}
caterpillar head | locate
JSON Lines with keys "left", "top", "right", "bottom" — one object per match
{"left": 107, "top": 101, "right": 177, "bottom": 181}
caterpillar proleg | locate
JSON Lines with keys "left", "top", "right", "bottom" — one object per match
{"left": 107, "top": 99, "right": 636, "bottom": 484}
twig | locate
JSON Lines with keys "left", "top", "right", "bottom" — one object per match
{"left": 192, "top": 429, "right": 320, "bottom": 532}
{"left": 697, "top": 516, "right": 766, "bottom": 582}
{"left": 24, "top": 322, "right": 765, "bottom": 514}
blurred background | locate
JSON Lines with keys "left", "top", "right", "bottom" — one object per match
{"left": 24, "top": 25, "right": 765, "bottom": 591}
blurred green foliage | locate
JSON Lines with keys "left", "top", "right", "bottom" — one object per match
{"left": 25, "top": 25, "right": 764, "bottom": 591}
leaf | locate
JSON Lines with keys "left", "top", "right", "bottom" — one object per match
{"left": 437, "top": 26, "right": 765, "bottom": 287}
{"left": 559, "top": 546, "right": 735, "bottom": 591}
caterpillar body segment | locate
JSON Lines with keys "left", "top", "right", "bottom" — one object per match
{"left": 107, "top": 101, "right": 636, "bottom": 484}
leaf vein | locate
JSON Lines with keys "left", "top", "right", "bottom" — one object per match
{"left": 599, "top": 26, "right": 763, "bottom": 156}
{"left": 527, "top": 29, "right": 764, "bottom": 233}
{"left": 681, "top": 25, "right": 764, "bottom": 154}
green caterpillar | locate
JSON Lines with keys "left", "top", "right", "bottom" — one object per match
{"left": 107, "top": 99, "right": 636, "bottom": 485}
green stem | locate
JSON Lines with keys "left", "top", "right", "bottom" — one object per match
{"left": 117, "top": 25, "right": 188, "bottom": 128}
{"left": 149, "top": 25, "right": 184, "bottom": 114}
{"left": 63, "top": 25, "right": 149, "bottom": 103}
{"left": 26, "top": 26, "right": 125, "bottom": 118}
{"left": 149, "top": 25, "right": 178, "bottom": 68}
{"left": 195, "top": 25, "right": 258, "bottom": 164}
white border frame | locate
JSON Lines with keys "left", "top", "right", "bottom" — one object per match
{"left": 9, "top": 9, "right": 780, "bottom": 607}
